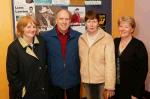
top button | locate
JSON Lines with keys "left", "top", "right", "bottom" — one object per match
{"left": 42, "top": 87, "right": 44, "bottom": 90}
{"left": 38, "top": 66, "right": 42, "bottom": 70}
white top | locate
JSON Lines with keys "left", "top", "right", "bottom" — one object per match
{"left": 87, "top": 32, "right": 99, "bottom": 47}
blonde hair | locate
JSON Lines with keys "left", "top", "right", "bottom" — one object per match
{"left": 118, "top": 16, "right": 136, "bottom": 29}
{"left": 16, "top": 16, "right": 38, "bottom": 36}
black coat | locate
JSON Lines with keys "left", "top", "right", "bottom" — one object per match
{"left": 6, "top": 36, "right": 49, "bottom": 99}
{"left": 114, "top": 37, "right": 148, "bottom": 98}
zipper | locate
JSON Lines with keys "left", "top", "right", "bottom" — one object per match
{"left": 88, "top": 47, "right": 91, "bottom": 83}
{"left": 64, "top": 63, "right": 66, "bottom": 68}
{"left": 81, "top": 37, "right": 91, "bottom": 83}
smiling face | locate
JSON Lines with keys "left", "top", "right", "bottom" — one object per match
{"left": 41, "top": 12, "right": 49, "bottom": 18}
{"left": 23, "top": 22, "right": 37, "bottom": 39}
{"left": 29, "top": 7, "right": 33, "bottom": 12}
{"left": 74, "top": 9, "right": 79, "bottom": 14}
{"left": 17, "top": 16, "right": 38, "bottom": 37}
{"left": 118, "top": 16, "right": 136, "bottom": 39}
{"left": 56, "top": 9, "right": 71, "bottom": 33}
{"left": 118, "top": 22, "right": 134, "bottom": 38}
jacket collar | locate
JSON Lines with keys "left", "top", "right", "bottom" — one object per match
{"left": 18, "top": 36, "right": 39, "bottom": 48}
{"left": 48, "top": 26, "right": 78, "bottom": 39}
{"left": 18, "top": 36, "right": 39, "bottom": 59}
{"left": 80, "top": 28, "right": 105, "bottom": 43}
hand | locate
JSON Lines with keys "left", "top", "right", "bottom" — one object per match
{"left": 22, "top": 86, "right": 26, "bottom": 97}
{"left": 103, "top": 89, "right": 115, "bottom": 99}
{"left": 131, "top": 95, "right": 138, "bottom": 99}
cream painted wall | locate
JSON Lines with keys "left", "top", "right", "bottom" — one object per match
{"left": 0, "top": 0, "right": 13, "bottom": 99}
{"left": 135, "top": 0, "right": 150, "bottom": 92}
{"left": 112, "top": 0, "right": 134, "bottom": 37}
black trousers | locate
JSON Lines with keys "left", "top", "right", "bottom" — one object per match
{"left": 114, "top": 84, "right": 131, "bottom": 99}
{"left": 114, "top": 84, "right": 146, "bottom": 99}
{"left": 52, "top": 84, "right": 80, "bottom": 99}
{"left": 143, "top": 91, "right": 150, "bottom": 99}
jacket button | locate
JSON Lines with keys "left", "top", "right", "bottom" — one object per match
{"left": 38, "top": 66, "right": 42, "bottom": 70}
{"left": 42, "top": 87, "right": 45, "bottom": 94}
{"left": 42, "top": 87, "right": 44, "bottom": 90}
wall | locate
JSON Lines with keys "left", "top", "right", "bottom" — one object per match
{"left": 0, "top": 0, "right": 134, "bottom": 99}
{"left": 112, "top": 0, "right": 134, "bottom": 37}
{"left": 135, "top": 0, "right": 150, "bottom": 92}
{"left": 0, "top": 0, "right": 13, "bottom": 99}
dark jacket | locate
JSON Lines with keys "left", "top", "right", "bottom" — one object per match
{"left": 114, "top": 37, "right": 148, "bottom": 98}
{"left": 41, "top": 27, "right": 81, "bottom": 89}
{"left": 6, "top": 36, "right": 49, "bottom": 99}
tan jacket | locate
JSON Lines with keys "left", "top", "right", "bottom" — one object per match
{"left": 79, "top": 28, "right": 116, "bottom": 90}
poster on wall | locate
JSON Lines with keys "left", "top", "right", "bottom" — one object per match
{"left": 70, "top": 0, "right": 85, "bottom": 6}
{"left": 12, "top": 0, "right": 111, "bottom": 36}
{"left": 68, "top": 6, "right": 85, "bottom": 33}
{"left": 13, "top": 0, "right": 35, "bottom": 31}
{"left": 85, "top": 0, "right": 102, "bottom": 5}
{"left": 34, "top": 0, "right": 52, "bottom": 5}
{"left": 52, "top": 0, "right": 69, "bottom": 5}
{"left": 35, "top": 5, "right": 67, "bottom": 31}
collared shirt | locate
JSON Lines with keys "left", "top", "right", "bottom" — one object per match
{"left": 56, "top": 26, "right": 70, "bottom": 60}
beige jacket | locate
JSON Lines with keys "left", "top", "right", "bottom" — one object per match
{"left": 79, "top": 28, "right": 116, "bottom": 90}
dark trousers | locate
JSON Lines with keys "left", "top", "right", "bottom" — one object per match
{"left": 114, "top": 84, "right": 146, "bottom": 99}
{"left": 114, "top": 84, "right": 131, "bottom": 99}
{"left": 52, "top": 84, "right": 80, "bottom": 99}
{"left": 143, "top": 91, "right": 150, "bottom": 99}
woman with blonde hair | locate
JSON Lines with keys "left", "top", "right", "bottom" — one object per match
{"left": 114, "top": 16, "right": 148, "bottom": 99}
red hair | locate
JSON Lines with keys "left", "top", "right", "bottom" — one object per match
{"left": 16, "top": 16, "right": 38, "bottom": 36}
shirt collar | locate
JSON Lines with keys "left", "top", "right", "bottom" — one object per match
{"left": 56, "top": 25, "right": 70, "bottom": 37}
{"left": 18, "top": 36, "right": 39, "bottom": 48}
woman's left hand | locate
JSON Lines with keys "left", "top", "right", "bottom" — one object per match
{"left": 131, "top": 95, "right": 138, "bottom": 99}
{"left": 103, "top": 89, "right": 115, "bottom": 99}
